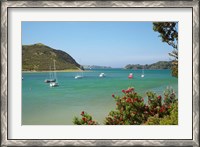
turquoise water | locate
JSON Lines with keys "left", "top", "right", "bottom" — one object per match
{"left": 22, "top": 69, "right": 178, "bottom": 125}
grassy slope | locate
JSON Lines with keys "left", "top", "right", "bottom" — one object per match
{"left": 22, "top": 43, "right": 81, "bottom": 71}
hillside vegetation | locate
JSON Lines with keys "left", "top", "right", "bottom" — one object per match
{"left": 22, "top": 43, "right": 81, "bottom": 71}
{"left": 83, "top": 65, "right": 112, "bottom": 69}
{"left": 125, "top": 61, "right": 172, "bottom": 70}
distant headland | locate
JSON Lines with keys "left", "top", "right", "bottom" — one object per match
{"left": 124, "top": 61, "right": 173, "bottom": 70}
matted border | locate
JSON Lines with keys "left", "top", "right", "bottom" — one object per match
{"left": 1, "top": 1, "right": 199, "bottom": 146}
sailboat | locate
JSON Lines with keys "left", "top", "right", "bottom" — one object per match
{"left": 44, "top": 66, "right": 56, "bottom": 83}
{"left": 75, "top": 72, "right": 84, "bottom": 79}
{"left": 75, "top": 67, "right": 84, "bottom": 79}
{"left": 141, "top": 67, "right": 145, "bottom": 78}
{"left": 50, "top": 60, "right": 59, "bottom": 87}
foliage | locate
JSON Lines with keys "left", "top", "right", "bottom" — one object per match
{"left": 83, "top": 65, "right": 112, "bottom": 69}
{"left": 73, "top": 87, "right": 178, "bottom": 125}
{"left": 153, "top": 22, "right": 178, "bottom": 77}
{"left": 145, "top": 87, "right": 178, "bottom": 125}
{"left": 22, "top": 43, "right": 81, "bottom": 71}
{"left": 146, "top": 102, "right": 178, "bottom": 125}
{"left": 163, "top": 87, "right": 177, "bottom": 105}
{"left": 160, "top": 102, "right": 178, "bottom": 125}
{"left": 171, "top": 60, "right": 178, "bottom": 78}
{"left": 153, "top": 22, "right": 178, "bottom": 52}
{"left": 125, "top": 61, "right": 172, "bottom": 70}
{"left": 73, "top": 111, "right": 99, "bottom": 125}
{"left": 105, "top": 88, "right": 147, "bottom": 125}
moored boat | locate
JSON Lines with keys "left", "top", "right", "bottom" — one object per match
{"left": 75, "top": 75, "right": 83, "bottom": 79}
{"left": 50, "top": 82, "right": 59, "bottom": 87}
{"left": 99, "top": 73, "right": 106, "bottom": 78}
{"left": 44, "top": 66, "right": 56, "bottom": 83}
{"left": 49, "top": 60, "right": 59, "bottom": 87}
{"left": 128, "top": 73, "right": 133, "bottom": 79}
{"left": 44, "top": 79, "right": 56, "bottom": 83}
{"left": 141, "top": 67, "right": 145, "bottom": 78}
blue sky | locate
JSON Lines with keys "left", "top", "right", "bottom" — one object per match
{"left": 22, "top": 22, "right": 173, "bottom": 68}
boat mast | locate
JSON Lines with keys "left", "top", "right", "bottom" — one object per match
{"left": 49, "top": 66, "right": 52, "bottom": 79}
{"left": 53, "top": 60, "right": 58, "bottom": 82}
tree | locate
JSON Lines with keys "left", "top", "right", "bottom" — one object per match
{"left": 153, "top": 22, "right": 178, "bottom": 77}
{"left": 73, "top": 87, "right": 178, "bottom": 125}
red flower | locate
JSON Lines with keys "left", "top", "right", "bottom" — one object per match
{"left": 134, "top": 98, "right": 138, "bottom": 102}
{"left": 126, "top": 98, "right": 132, "bottom": 103}
{"left": 157, "top": 95, "right": 161, "bottom": 99}
{"left": 126, "top": 89, "right": 133, "bottom": 93}
{"left": 122, "top": 90, "right": 125, "bottom": 93}
{"left": 160, "top": 106, "right": 166, "bottom": 113}
{"left": 81, "top": 111, "right": 84, "bottom": 115}
{"left": 129, "top": 88, "right": 134, "bottom": 91}
{"left": 88, "top": 120, "right": 93, "bottom": 125}
{"left": 82, "top": 117, "right": 87, "bottom": 122}
{"left": 112, "top": 94, "right": 115, "bottom": 98}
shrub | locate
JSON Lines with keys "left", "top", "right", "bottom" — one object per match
{"left": 159, "top": 102, "right": 178, "bottom": 125}
{"left": 146, "top": 102, "right": 178, "bottom": 125}
{"left": 105, "top": 88, "right": 147, "bottom": 125}
{"left": 73, "top": 111, "right": 99, "bottom": 125}
{"left": 73, "top": 87, "right": 178, "bottom": 125}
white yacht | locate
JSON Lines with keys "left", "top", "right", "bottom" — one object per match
{"left": 99, "top": 73, "right": 106, "bottom": 78}
{"left": 50, "top": 60, "right": 59, "bottom": 87}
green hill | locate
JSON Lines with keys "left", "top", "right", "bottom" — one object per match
{"left": 125, "top": 61, "right": 172, "bottom": 70}
{"left": 22, "top": 43, "right": 81, "bottom": 71}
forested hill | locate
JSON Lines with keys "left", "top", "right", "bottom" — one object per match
{"left": 125, "top": 61, "right": 172, "bottom": 69}
{"left": 22, "top": 43, "right": 81, "bottom": 71}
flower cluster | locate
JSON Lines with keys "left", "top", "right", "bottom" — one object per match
{"left": 73, "top": 111, "right": 98, "bottom": 125}
{"left": 146, "top": 91, "right": 169, "bottom": 117}
{"left": 164, "top": 88, "right": 177, "bottom": 105}
{"left": 105, "top": 87, "right": 146, "bottom": 125}
{"left": 73, "top": 87, "right": 177, "bottom": 125}
{"left": 105, "top": 87, "right": 177, "bottom": 125}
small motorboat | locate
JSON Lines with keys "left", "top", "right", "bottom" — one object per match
{"left": 99, "top": 73, "right": 106, "bottom": 78}
{"left": 75, "top": 75, "right": 83, "bottom": 79}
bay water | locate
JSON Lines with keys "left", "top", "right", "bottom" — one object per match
{"left": 22, "top": 69, "right": 178, "bottom": 125}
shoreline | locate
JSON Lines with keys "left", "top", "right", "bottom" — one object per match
{"left": 22, "top": 68, "right": 171, "bottom": 73}
{"left": 22, "top": 69, "right": 90, "bottom": 73}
